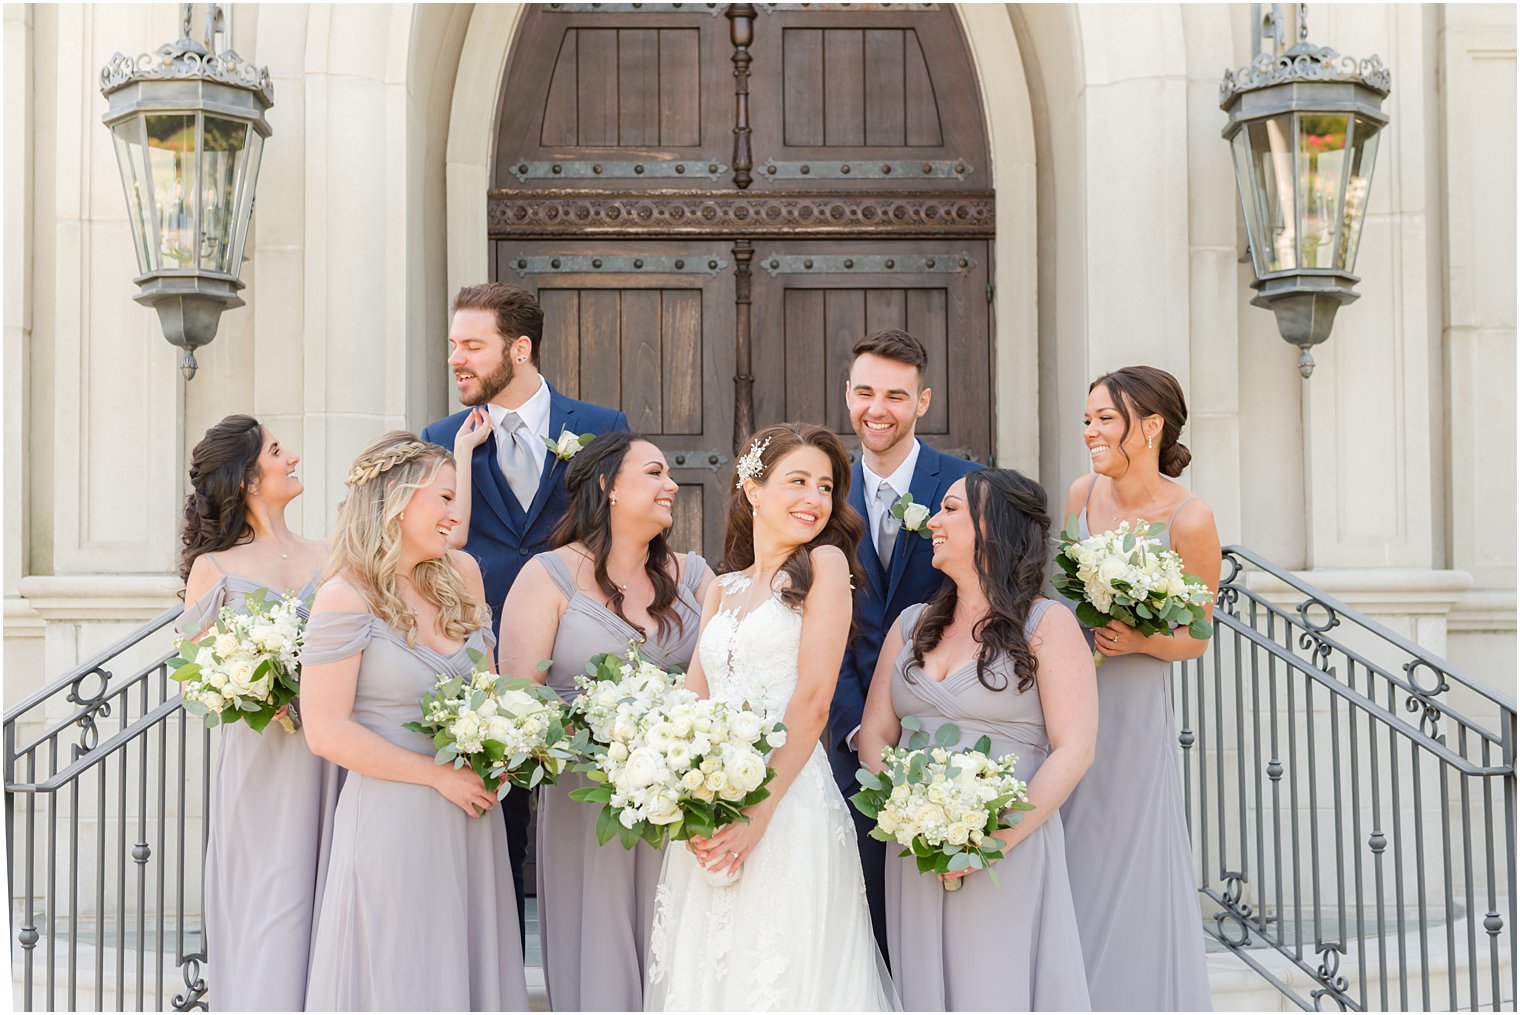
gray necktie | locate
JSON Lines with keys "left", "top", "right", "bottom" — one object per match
{"left": 874, "top": 479, "right": 899, "bottom": 571}
{"left": 497, "top": 411, "right": 539, "bottom": 510}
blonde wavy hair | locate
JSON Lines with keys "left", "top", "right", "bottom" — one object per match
{"left": 323, "top": 431, "right": 486, "bottom": 645}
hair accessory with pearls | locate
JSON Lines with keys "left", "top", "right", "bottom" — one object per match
{"left": 734, "top": 436, "right": 773, "bottom": 489}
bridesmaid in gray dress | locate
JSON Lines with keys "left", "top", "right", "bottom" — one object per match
{"left": 858, "top": 469, "right": 1097, "bottom": 1012}
{"left": 500, "top": 432, "right": 713, "bottom": 1011}
{"left": 177, "top": 415, "right": 338, "bottom": 1012}
{"left": 1059, "top": 367, "right": 1220, "bottom": 1011}
{"left": 301, "top": 433, "right": 528, "bottom": 1011}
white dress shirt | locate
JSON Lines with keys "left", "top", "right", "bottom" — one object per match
{"left": 486, "top": 378, "right": 552, "bottom": 484}
{"left": 860, "top": 438, "right": 922, "bottom": 557}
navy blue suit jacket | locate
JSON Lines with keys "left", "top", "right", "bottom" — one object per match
{"left": 420, "top": 385, "right": 629, "bottom": 640}
{"left": 829, "top": 441, "right": 983, "bottom": 776}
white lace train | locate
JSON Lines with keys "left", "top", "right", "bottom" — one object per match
{"left": 644, "top": 585, "right": 898, "bottom": 1012}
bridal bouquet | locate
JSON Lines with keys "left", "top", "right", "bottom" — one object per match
{"left": 569, "top": 646, "right": 786, "bottom": 873}
{"left": 851, "top": 718, "right": 1032, "bottom": 892}
{"left": 170, "top": 588, "right": 308, "bottom": 734}
{"left": 404, "top": 651, "right": 576, "bottom": 799}
{"left": 1051, "top": 515, "right": 1213, "bottom": 665}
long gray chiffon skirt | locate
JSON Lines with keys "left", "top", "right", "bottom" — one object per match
{"left": 205, "top": 721, "right": 341, "bottom": 1011}
{"left": 886, "top": 814, "right": 1090, "bottom": 1011}
{"left": 537, "top": 768, "right": 664, "bottom": 1010}
{"left": 1060, "top": 651, "right": 1212, "bottom": 1011}
{"left": 304, "top": 774, "right": 528, "bottom": 1012}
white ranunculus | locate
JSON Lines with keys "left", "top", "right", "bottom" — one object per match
{"left": 727, "top": 710, "right": 763, "bottom": 743}
{"left": 620, "top": 747, "right": 663, "bottom": 790}
{"left": 607, "top": 741, "right": 629, "bottom": 763}
{"left": 1097, "top": 558, "right": 1128, "bottom": 585}
{"left": 680, "top": 769, "right": 706, "bottom": 792}
{"left": 946, "top": 822, "right": 970, "bottom": 846}
{"left": 902, "top": 502, "right": 931, "bottom": 530}
{"left": 644, "top": 793, "right": 682, "bottom": 825}
{"left": 213, "top": 632, "right": 239, "bottom": 658}
{"left": 724, "top": 750, "right": 766, "bottom": 793}
{"left": 201, "top": 691, "right": 226, "bottom": 713}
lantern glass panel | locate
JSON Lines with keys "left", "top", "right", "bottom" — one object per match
{"left": 1296, "top": 113, "right": 1350, "bottom": 269}
{"left": 109, "top": 118, "right": 155, "bottom": 274}
{"left": 144, "top": 113, "right": 199, "bottom": 270}
{"left": 200, "top": 116, "right": 249, "bottom": 274}
{"left": 228, "top": 129, "right": 265, "bottom": 278}
{"left": 1244, "top": 115, "right": 1297, "bottom": 273}
{"left": 1339, "top": 115, "right": 1382, "bottom": 271}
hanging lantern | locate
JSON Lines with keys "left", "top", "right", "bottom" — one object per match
{"left": 100, "top": 4, "right": 273, "bottom": 380}
{"left": 1221, "top": 7, "right": 1390, "bottom": 377}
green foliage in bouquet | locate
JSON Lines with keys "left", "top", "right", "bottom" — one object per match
{"left": 403, "top": 649, "right": 576, "bottom": 799}
{"left": 169, "top": 587, "right": 308, "bottom": 734}
{"left": 1051, "top": 513, "right": 1214, "bottom": 642}
{"left": 567, "top": 647, "right": 783, "bottom": 852}
{"left": 851, "top": 718, "right": 1033, "bottom": 889}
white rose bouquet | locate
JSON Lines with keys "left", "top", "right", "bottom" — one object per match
{"left": 170, "top": 588, "right": 308, "bottom": 734}
{"left": 851, "top": 718, "right": 1033, "bottom": 892}
{"left": 568, "top": 646, "right": 786, "bottom": 873}
{"left": 404, "top": 650, "right": 576, "bottom": 799}
{"left": 1051, "top": 515, "right": 1213, "bottom": 665}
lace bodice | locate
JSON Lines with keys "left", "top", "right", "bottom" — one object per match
{"left": 697, "top": 572, "right": 804, "bottom": 722}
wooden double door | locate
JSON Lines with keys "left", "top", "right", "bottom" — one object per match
{"left": 490, "top": 4, "right": 995, "bottom": 557}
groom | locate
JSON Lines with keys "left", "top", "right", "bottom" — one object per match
{"left": 830, "top": 329, "right": 982, "bottom": 958}
{"left": 421, "top": 281, "right": 628, "bottom": 945}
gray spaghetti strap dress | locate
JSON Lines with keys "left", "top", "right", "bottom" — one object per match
{"left": 1058, "top": 480, "right": 1212, "bottom": 1011}
{"left": 534, "top": 550, "right": 706, "bottom": 1012}
{"left": 884, "top": 601, "right": 1091, "bottom": 1012}
{"left": 178, "top": 572, "right": 341, "bottom": 1013}
{"left": 300, "top": 609, "right": 529, "bottom": 1012}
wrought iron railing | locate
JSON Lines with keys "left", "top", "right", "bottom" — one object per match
{"left": 1180, "top": 546, "right": 1516, "bottom": 1011}
{"left": 5, "top": 605, "right": 211, "bottom": 1012}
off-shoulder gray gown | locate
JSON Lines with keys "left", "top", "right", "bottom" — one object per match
{"left": 883, "top": 601, "right": 1091, "bottom": 1012}
{"left": 300, "top": 610, "right": 529, "bottom": 1012}
{"left": 534, "top": 550, "right": 705, "bottom": 1011}
{"left": 178, "top": 571, "right": 340, "bottom": 1013}
{"left": 1058, "top": 487, "right": 1212, "bottom": 1011}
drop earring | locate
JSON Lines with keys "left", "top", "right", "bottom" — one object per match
{"left": 1146, "top": 432, "right": 1154, "bottom": 450}
{"left": 609, "top": 492, "right": 618, "bottom": 507}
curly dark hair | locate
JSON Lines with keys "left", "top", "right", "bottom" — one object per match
{"left": 723, "top": 421, "right": 866, "bottom": 614}
{"left": 178, "top": 415, "right": 265, "bottom": 587}
{"left": 547, "top": 432, "right": 684, "bottom": 641}
{"left": 909, "top": 469, "right": 1051, "bottom": 693}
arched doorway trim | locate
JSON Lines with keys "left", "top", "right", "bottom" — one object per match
{"left": 443, "top": 3, "right": 1046, "bottom": 471}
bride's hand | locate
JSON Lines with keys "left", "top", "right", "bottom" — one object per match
{"left": 692, "top": 807, "right": 772, "bottom": 876}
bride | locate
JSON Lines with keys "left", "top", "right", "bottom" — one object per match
{"left": 645, "top": 422, "right": 899, "bottom": 1012}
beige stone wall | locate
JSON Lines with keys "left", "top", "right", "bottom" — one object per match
{"left": 3, "top": 2, "right": 1514, "bottom": 703}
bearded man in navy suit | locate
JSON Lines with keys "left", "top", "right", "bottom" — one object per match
{"left": 421, "top": 282, "right": 628, "bottom": 947}
{"left": 830, "top": 329, "right": 982, "bottom": 959}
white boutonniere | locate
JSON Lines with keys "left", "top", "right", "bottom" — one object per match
{"left": 890, "top": 492, "right": 933, "bottom": 539}
{"left": 546, "top": 429, "right": 596, "bottom": 462}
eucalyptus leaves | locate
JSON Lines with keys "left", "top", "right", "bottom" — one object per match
{"left": 851, "top": 718, "right": 1032, "bottom": 892}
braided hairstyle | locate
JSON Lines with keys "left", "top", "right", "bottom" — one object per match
{"left": 179, "top": 415, "right": 265, "bottom": 587}
{"left": 323, "top": 431, "right": 486, "bottom": 645}
{"left": 909, "top": 470, "right": 1052, "bottom": 693}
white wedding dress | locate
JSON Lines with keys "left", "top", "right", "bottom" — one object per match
{"left": 645, "top": 574, "right": 899, "bottom": 1012}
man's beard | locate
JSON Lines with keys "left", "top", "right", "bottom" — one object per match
{"left": 461, "top": 354, "right": 514, "bottom": 406}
